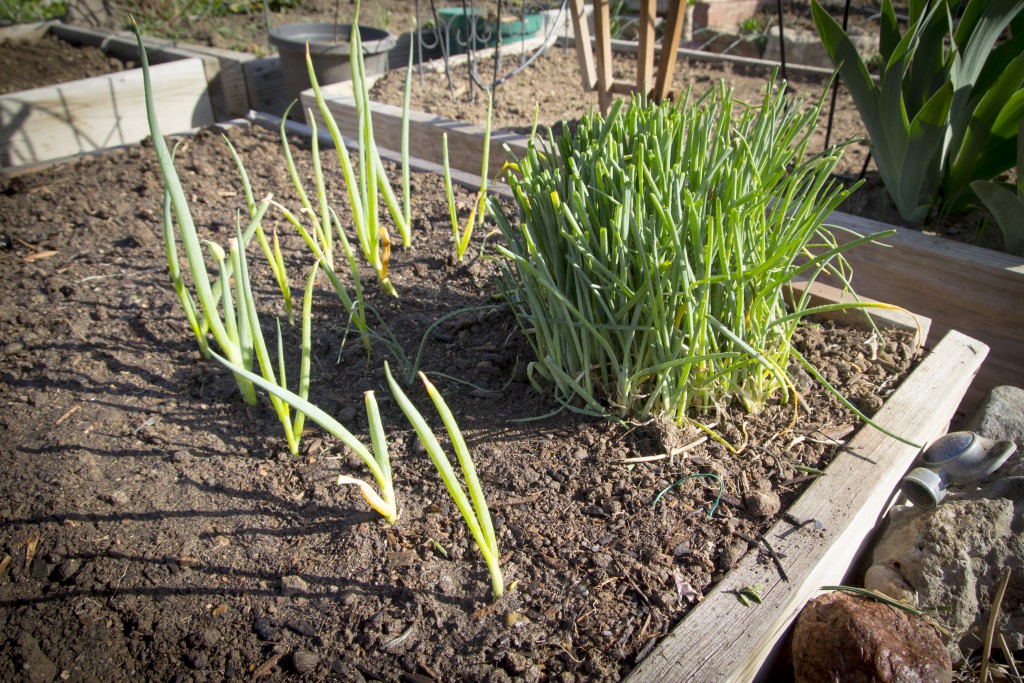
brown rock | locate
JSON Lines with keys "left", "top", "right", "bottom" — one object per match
{"left": 792, "top": 591, "right": 951, "bottom": 683}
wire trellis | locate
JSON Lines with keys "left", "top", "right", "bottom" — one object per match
{"left": 413, "top": 0, "right": 569, "bottom": 104}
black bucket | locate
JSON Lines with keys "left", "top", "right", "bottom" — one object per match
{"left": 269, "top": 23, "right": 396, "bottom": 118}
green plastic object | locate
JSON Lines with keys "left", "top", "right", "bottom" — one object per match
{"left": 435, "top": 8, "right": 542, "bottom": 55}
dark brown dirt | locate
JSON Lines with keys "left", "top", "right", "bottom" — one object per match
{"left": 0, "top": 115, "right": 918, "bottom": 682}
{"left": 0, "top": 31, "right": 130, "bottom": 94}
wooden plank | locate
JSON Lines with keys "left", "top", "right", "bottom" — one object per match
{"left": 243, "top": 57, "right": 290, "bottom": 118}
{"left": 101, "top": 33, "right": 254, "bottom": 119}
{"left": 820, "top": 210, "right": 1024, "bottom": 412}
{"left": 627, "top": 329, "right": 989, "bottom": 682}
{"left": 593, "top": 0, "right": 615, "bottom": 113}
{"left": 48, "top": 24, "right": 255, "bottom": 119}
{"left": 568, "top": 0, "right": 597, "bottom": 91}
{"left": 787, "top": 278, "right": 930, "bottom": 346}
{"left": 0, "top": 20, "right": 56, "bottom": 42}
{"left": 304, "top": 87, "right": 530, "bottom": 180}
{"left": 0, "top": 58, "right": 214, "bottom": 170}
{"left": 653, "top": 0, "right": 686, "bottom": 101}
{"left": 637, "top": 0, "right": 657, "bottom": 93}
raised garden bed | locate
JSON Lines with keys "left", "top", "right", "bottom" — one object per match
{"left": 0, "top": 5, "right": 1010, "bottom": 677}
{"left": 0, "top": 21, "right": 215, "bottom": 170}
{"left": 0, "top": 116, "right": 987, "bottom": 680}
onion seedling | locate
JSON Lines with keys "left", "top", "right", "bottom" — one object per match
{"left": 441, "top": 89, "right": 494, "bottom": 261}
{"left": 385, "top": 362, "right": 503, "bottom": 601}
{"left": 278, "top": 103, "right": 370, "bottom": 352}
{"left": 136, "top": 19, "right": 296, "bottom": 405}
{"left": 207, "top": 351, "right": 398, "bottom": 523}
{"left": 304, "top": 0, "right": 412, "bottom": 296}
{"left": 222, "top": 134, "right": 293, "bottom": 324}
{"left": 491, "top": 74, "right": 897, "bottom": 425}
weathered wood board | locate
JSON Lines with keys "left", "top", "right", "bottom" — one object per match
{"left": 821, "top": 211, "right": 1023, "bottom": 413}
{"left": 626, "top": 328, "right": 988, "bottom": 682}
{"left": 303, "top": 88, "right": 530, "bottom": 180}
{"left": 1, "top": 57, "right": 214, "bottom": 170}
{"left": 48, "top": 23, "right": 254, "bottom": 120}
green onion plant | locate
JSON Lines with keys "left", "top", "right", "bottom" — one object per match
{"left": 491, "top": 75, "right": 895, "bottom": 425}
{"left": 222, "top": 134, "right": 293, "bottom": 324}
{"left": 209, "top": 350, "right": 398, "bottom": 522}
{"left": 441, "top": 90, "right": 494, "bottom": 261}
{"left": 137, "top": 17, "right": 285, "bottom": 406}
{"left": 303, "top": 0, "right": 414, "bottom": 296}
{"left": 277, "top": 102, "right": 370, "bottom": 351}
{"left": 385, "top": 362, "right": 503, "bottom": 601}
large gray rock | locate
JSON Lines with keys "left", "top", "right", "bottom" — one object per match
{"left": 866, "top": 392, "right": 1024, "bottom": 664}
{"left": 966, "top": 385, "right": 1024, "bottom": 446}
{"left": 864, "top": 386, "right": 1024, "bottom": 663}
{"left": 792, "top": 591, "right": 951, "bottom": 683}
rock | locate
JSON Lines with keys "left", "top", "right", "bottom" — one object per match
{"left": 184, "top": 651, "right": 209, "bottom": 670}
{"left": 17, "top": 634, "right": 58, "bottom": 683}
{"left": 966, "top": 385, "right": 1024, "bottom": 445}
{"left": 57, "top": 558, "right": 81, "bottom": 583}
{"left": 253, "top": 616, "right": 280, "bottom": 642}
{"left": 103, "top": 490, "right": 130, "bottom": 506}
{"left": 862, "top": 564, "right": 915, "bottom": 605}
{"left": 717, "top": 539, "right": 747, "bottom": 570}
{"left": 865, "top": 480, "right": 1024, "bottom": 661}
{"left": 862, "top": 385, "right": 1024, "bottom": 661}
{"left": 28, "top": 556, "right": 50, "bottom": 580}
{"left": 292, "top": 650, "right": 319, "bottom": 674}
{"left": 792, "top": 591, "right": 951, "bottom": 683}
{"left": 744, "top": 489, "right": 781, "bottom": 518}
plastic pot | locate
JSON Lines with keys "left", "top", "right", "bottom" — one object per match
{"left": 269, "top": 23, "right": 396, "bottom": 118}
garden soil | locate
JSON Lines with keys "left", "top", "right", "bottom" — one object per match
{"left": 0, "top": 112, "right": 919, "bottom": 681}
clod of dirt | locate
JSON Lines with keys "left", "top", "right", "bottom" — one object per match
{"left": 745, "top": 490, "right": 782, "bottom": 518}
{"left": 292, "top": 650, "right": 320, "bottom": 674}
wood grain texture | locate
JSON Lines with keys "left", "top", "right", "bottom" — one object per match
{"left": 303, "top": 90, "right": 530, "bottom": 179}
{"left": 49, "top": 24, "right": 254, "bottom": 118}
{"left": 653, "top": 1, "right": 686, "bottom": 101}
{"left": 568, "top": 0, "right": 597, "bottom": 91}
{"left": 1, "top": 58, "right": 214, "bottom": 170}
{"left": 637, "top": 0, "right": 657, "bottom": 93}
{"left": 626, "top": 329, "right": 989, "bottom": 683}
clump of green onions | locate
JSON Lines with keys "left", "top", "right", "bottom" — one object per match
{"left": 491, "top": 75, "right": 893, "bottom": 423}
